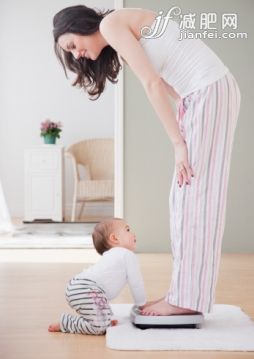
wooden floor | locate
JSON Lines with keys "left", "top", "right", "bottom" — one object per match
{"left": 0, "top": 251, "right": 253, "bottom": 359}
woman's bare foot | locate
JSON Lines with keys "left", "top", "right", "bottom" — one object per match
{"left": 140, "top": 299, "right": 201, "bottom": 316}
{"left": 48, "top": 323, "right": 61, "bottom": 332}
{"left": 139, "top": 296, "right": 167, "bottom": 311}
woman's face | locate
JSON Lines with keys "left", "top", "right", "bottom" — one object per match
{"left": 58, "top": 32, "right": 102, "bottom": 61}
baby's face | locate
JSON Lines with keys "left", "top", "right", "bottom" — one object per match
{"left": 112, "top": 220, "right": 137, "bottom": 251}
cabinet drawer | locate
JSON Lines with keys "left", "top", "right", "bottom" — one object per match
{"left": 24, "top": 146, "right": 64, "bottom": 221}
{"left": 28, "top": 150, "right": 60, "bottom": 170}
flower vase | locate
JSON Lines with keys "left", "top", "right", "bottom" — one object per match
{"left": 44, "top": 134, "right": 57, "bottom": 144}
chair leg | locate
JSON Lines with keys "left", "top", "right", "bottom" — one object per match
{"left": 71, "top": 196, "right": 77, "bottom": 222}
{"left": 78, "top": 202, "right": 85, "bottom": 220}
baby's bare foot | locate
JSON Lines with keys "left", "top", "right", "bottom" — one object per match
{"left": 48, "top": 323, "right": 61, "bottom": 332}
{"left": 110, "top": 320, "right": 118, "bottom": 326}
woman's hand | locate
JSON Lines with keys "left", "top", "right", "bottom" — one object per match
{"left": 174, "top": 140, "right": 194, "bottom": 187}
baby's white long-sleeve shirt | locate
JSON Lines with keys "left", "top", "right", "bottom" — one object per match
{"left": 74, "top": 247, "right": 146, "bottom": 306}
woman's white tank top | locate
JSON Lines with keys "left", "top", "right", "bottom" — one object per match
{"left": 139, "top": 18, "right": 229, "bottom": 98}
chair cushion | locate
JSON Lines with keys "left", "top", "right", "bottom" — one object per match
{"left": 77, "top": 180, "right": 114, "bottom": 200}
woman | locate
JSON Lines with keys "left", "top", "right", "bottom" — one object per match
{"left": 53, "top": 5, "right": 241, "bottom": 316}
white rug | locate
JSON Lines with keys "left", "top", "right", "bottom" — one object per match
{"left": 106, "top": 304, "right": 254, "bottom": 351}
{"left": 0, "top": 222, "right": 95, "bottom": 248}
{"left": 0, "top": 234, "right": 93, "bottom": 249}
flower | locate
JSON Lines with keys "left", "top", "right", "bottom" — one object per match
{"left": 40, "top": 119, "right": 62, "bottom": 138}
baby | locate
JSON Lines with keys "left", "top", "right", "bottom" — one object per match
{"left": 48, "top": 217, "right": 147, "bottom": 335}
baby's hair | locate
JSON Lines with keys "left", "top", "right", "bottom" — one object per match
{"left": 92, "top": 217, "right": 123, "bottom": 255}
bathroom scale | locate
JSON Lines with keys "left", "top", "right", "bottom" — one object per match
{"left": 130, "top": 305, "right": 204, "bottom": 329}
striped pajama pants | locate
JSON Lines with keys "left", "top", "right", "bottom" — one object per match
{"left": 60, "top": 278, "right": 113, "bottom": 335}
{"left": 165, "top": 71, "right": 241, "bottom": 313}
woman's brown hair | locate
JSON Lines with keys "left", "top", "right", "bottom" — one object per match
{"left": 53, "top": 5, "right": 122, "bottom": 100}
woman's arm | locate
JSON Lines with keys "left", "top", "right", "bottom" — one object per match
{"left": 99, "top": 14, "right": 183, "bottom": 146}
{"left": 144, "top": 79, "right": 184, "bottom": 145}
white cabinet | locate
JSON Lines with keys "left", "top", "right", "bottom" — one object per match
{"left": 24, "top": 145, "right": 64, "bottom": 222}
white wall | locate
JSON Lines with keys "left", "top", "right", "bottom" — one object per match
{"left": 0, "top": 0, "right": 115, "bottom": 218}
